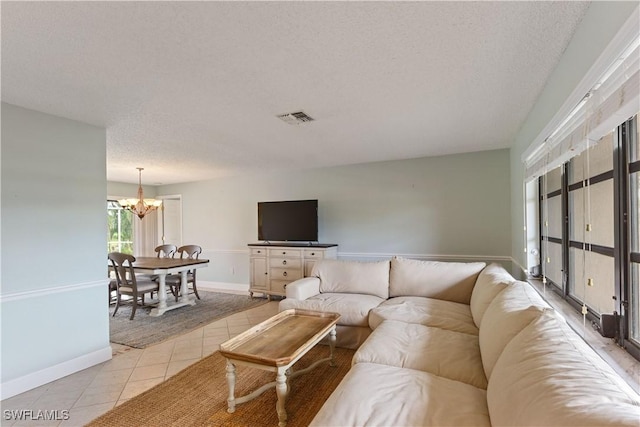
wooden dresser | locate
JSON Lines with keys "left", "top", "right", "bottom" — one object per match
{"left": 248, "top": 243, "right": 338, "bottom": 299}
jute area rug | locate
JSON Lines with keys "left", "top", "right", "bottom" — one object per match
{"left": 88, "top": 345, "right": 354, "bottom": 427}
{"left": 110, "top": 291, "right": 267, "bottom": 348}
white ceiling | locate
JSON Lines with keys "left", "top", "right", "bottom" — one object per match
{"left": 1, "top": 1, "right": 590, "bottom": 185}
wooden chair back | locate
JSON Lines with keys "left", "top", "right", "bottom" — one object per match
{"left": 176, "top": 245, "right": 202, "bottom": 260}
{"left": 155, "top": 244, "right": 177, "bottom": 258}
{"left": 108, "top": 252, "right": 138, "bottom": 288}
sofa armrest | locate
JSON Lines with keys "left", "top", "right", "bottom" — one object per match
{"left": 285, "top": 277, "right": 321, "bottom": 300}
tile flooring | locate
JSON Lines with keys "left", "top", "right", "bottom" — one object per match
{"left": 1, "top": 297, "right": 280, "bottom": 427}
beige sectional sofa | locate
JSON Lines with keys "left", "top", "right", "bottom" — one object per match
{"left": 279, "top": 257, "right": 640, "bottom": 426}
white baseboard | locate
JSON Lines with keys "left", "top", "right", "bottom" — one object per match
{"left": 0, "top": 346, "right": 112, "bottom": 400}
{"left": 198, "top": 281, "right": 250, "bottom": 295}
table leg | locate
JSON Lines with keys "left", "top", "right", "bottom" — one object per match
{"left": 329, "top": 326, "right": 337, "bottom": 367}
{"left": 157, "top": 274, "right": 168, "bottom": 310}
{"left": 179, "top": 270, "right": 189, "bottom": 302}
{"left": 226, "top": 361, "right": 236, "bottom": 413}
{"left": 276, "top": 368, "right": 288, "bottom": 427}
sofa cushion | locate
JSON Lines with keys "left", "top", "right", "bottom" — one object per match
{"left": 389, "top": 257, "right": 485, "bottom": 304}
{"left": 370, "top": 296, "right": 478, "bottom": 335}
{"left": 284, "top": 277, "right": 320, "bottom": 300}
{"left": 310, "top": 363, "right": 491, "bottom": 427}
{"left": 479, "top": 281, "right": 549, "bottom": 379}
{"left": 279, "top": 292, "right": 384, "bottom": 327}
{"left": 353, "top": 320, "right": 487, "bottom": 389}
{"left": 314, "top": 259, "right": 390, "bottom": 299}
{"left": 487, "top": 310, "right": 640, "bottom": 426}
{"left": 470, "top": 263, "right": 514, "bottom": 327}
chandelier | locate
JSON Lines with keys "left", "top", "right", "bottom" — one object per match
{"left": 118, "top": 168, "right": 162, "bottom": 219}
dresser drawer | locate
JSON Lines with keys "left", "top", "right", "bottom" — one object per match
{"left": 303, "top": 249, "right": 325, "bottom": 259}
{"left": 269, "top": 267, "right": 303, "bottom": 282}
{"left": 268, "top": 248, "right": 302, "bottom": 258}
{"left": 250, "top": 248, "right": 267, "bottom": 256}
{"left": 269, "top": 257, "right": 302, "bottom": 269}
{"left": 269, "top": 280, "right": 289, "bottom": 295}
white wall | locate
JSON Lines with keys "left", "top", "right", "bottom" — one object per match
{"left": 1, "top": 103, "right": 111, "bottom": 399}
{"left": 510, "top": 1, "right": 637, "bottom": 275}
{"left": 159, "top": 149, "right": 511, "bottom": 286}
{"left": 107, "top": 181, "right": 157, "bottom": 199}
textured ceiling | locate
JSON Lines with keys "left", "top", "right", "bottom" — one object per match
{"left": 1, "top": 1, "right": 589, "bottom": 185}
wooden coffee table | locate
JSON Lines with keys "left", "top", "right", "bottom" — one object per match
{"left": 219, "top": 309, "right": 340, "bottom": 427}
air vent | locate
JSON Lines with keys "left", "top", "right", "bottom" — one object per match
{"left": 277, "top": 111, "right": 314, "bottom": 125}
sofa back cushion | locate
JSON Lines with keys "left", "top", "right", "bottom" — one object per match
{"left": 487, "top": 310, "right": 640, "bottom": 426}
{"left": 479, "top": 281, "right": 548, "bottom": 379}
{"left": 470, "top": 263, "right": 514, "bottom": 328}
{"left": 389, "top": 257, "right": 485, "bottom": 304}
{"left": 315, "top": 259, "right": 390, "bottom": 299}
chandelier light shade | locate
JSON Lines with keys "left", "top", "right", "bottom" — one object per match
{"left": 118, "top": 167, "right": 162, "bottom": 219}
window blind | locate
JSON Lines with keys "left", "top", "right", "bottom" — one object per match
{"left": 524, "top": 44, "right": 639, "bottom": 182}
{"left": 522, "top": 7, "right": 640, "bottom": 182}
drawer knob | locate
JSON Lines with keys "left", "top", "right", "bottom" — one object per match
{"left": 284, "top": 284, "right": 287, "bottom": 289}
{"left": 282, "top": 251, "right": 286, "bottom": 255}
{"left": 257, "top": 250, "right": 261, "bottom": 253}
{"left": 283, "top": 271, "right": 288, "bottom": 277}
{"left": 282, "top": 260, "right": 287, "bottom": 265}
{"left": 311, "top": 252, "right": 315, "bottom": 256}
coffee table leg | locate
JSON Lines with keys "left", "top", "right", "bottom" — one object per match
{"left": 329, "top": 326, "right": 337, "bottom": 367}
{"left": 276, "top": 368, "right": 288, "bottom": 427}
{"left": 226, "top": 360, "right": 236, "bottom": 413}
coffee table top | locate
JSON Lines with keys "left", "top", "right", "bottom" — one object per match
{"left": 219, "top": 309, "right": 340, "bottom": 367}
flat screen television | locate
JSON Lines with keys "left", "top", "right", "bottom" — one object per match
{"left": 258, "top": 199, "right": 318, "bottom": 242}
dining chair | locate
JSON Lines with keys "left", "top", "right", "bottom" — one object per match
{"left": 108, "top": 277, "right": 118, "bottom": 304}
{"left": 166, "top": 245, "right": 202, "bottom": 302}
{"left": 107, "top": 264, "right": 118, "bottom": 304}
{"left": 108, "top": 252, "right": 160, "bottom": 320}
{"left": 150, "top": 244, "right": 178, "bottom": 296}
{"left": 155, "top": 244, "right": 177, "bottom": 258}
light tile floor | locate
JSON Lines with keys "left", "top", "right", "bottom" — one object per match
{"left": 1, "top": 297, "right": 280, "bottom": 427}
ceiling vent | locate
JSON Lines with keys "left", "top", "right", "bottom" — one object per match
{"left": 277, "top": 111, "right": 314, "bottom": 125}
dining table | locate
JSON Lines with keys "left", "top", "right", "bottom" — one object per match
{"left": 130, "top": 256, "right": 210, "bottom": 316}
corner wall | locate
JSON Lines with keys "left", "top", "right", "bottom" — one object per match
{"left": 1, "top": 103, "right": 111, "bottom": 399}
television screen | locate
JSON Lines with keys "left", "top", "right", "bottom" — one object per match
{"left": 258, "top": 199, "right": 318, "bottom": 242}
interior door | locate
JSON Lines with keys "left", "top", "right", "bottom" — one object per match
{"left": 158, "top": 197, "right": 182, "bottom": 247}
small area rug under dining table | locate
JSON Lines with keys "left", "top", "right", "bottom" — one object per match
{"left": 87, "top": 345, "right": 354, "bottom": 426}
{"left": 109, "top": 291, "right": 268, "bottom": 348}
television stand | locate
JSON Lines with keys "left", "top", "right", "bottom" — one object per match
{"left": 248, "top": 243, "right": 338, "bottom": 299}
{"left": 254, "top": 242, "right": 335, "bottom": 248}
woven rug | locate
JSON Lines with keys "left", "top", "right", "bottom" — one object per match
{"left": 87, "top": 345, "right": 354, "bottom": 427}
{"left": 110, "top": 291, "right": 267, "bottom": 348}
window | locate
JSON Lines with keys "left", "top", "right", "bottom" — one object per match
{"left": 567, "top": 131, "right": 615, "bottom": 315}
{"left": 539, "top": 114, "right": 640, "bottom": 360}
{"left": 107, "top": 200, "right": 133, "bottom": 254}
{"left": 626, "top": 117, "right": 640, "bottom": 349}
{"left": 540, "top": 166, "right": 564, "bottom": 289}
